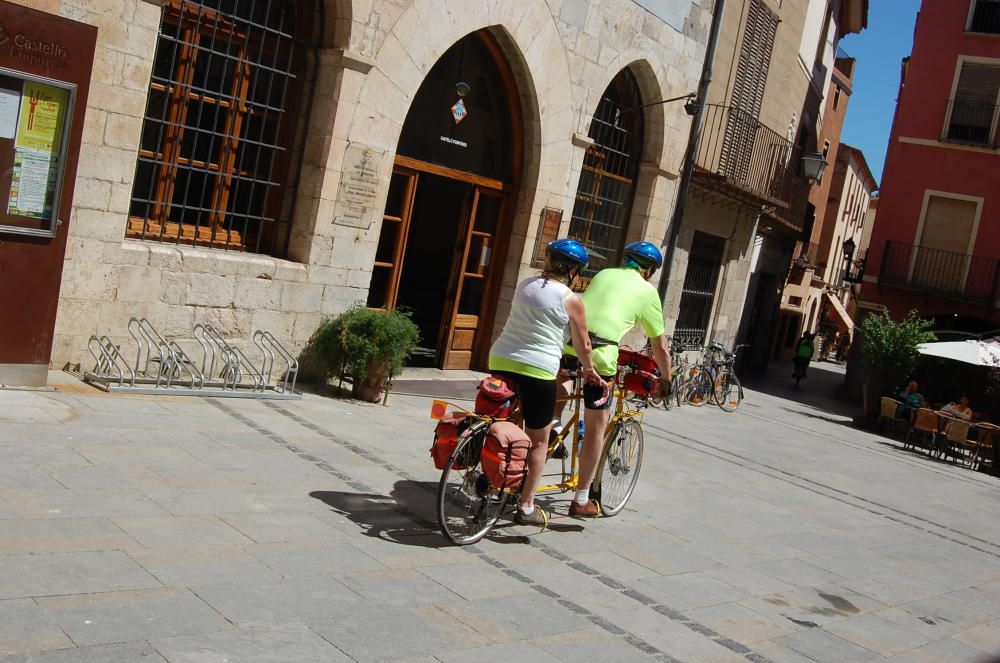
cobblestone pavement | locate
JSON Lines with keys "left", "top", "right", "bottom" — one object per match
{"left": 0, "top": 366, "right": 998, "bottom": 662}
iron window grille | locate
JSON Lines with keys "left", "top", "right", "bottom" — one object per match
{"left": 569, "top": 69, "right": 644, "bottom": 279}
{"left": 128, "top": 0, "right": 322, "bottom": 257}
{"left": 674, "top": 232, "right": 726, "bottom": 349}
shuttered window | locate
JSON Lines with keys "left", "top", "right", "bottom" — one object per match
{"left": 721, "top": 0, "right": 779, "bottom": 179}
{"left": 913, "top": 195, "right": 978, "bottom": 291}
{"left": 946, "top": 63, "right": 1000, "bottom": 146}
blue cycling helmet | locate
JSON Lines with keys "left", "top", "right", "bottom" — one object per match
{"left": 546, "top": 238, "right": 590, "bottom": 276}
{"left": 623, "top": 241, "right": 663, "bottom": 270}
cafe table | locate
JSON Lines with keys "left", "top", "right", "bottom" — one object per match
{"left": 972, "top": 421, "right": 999, "bottom": 474}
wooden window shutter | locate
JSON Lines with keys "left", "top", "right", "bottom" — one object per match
{"left": 921, "top": 196, "right": 977, "bottom": 255}
{"left": 913, "top": 195, "right": 978, "bottom": 292}
{"left": 722, "top": 0, "right": 779, "bottom": 178}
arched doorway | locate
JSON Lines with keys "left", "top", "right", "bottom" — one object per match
{"left": 569, "top": 68, "right": 644, "bottom": 280}
{"left": 367, "top": 30, "right": 522, "bottom": 370}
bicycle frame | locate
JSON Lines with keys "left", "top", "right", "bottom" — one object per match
{"left": 430, "top": 375, "right": 644, "bottom": 497}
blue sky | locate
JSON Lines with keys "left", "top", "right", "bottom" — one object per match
{"left": 838, "top": 0, "right": 921, "bottom": 186}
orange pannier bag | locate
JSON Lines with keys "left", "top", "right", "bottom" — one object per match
{"left": 480, "top": 421, "right": 531, "bottom": 490}
{"left": 430, "top": 412, "right": 469, "bottom": 470}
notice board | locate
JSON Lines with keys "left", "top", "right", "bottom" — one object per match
{"left": 0, "top": 71, "right": 74, "bottom": 236}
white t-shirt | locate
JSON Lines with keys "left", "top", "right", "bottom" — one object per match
{"left": 489, "top": 275, "right": 572, "bottom": 377}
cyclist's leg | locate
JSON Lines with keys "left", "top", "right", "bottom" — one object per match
{"left": 571, "top": 377, "right": 614, "bottom": 516}
{"left": 505, "top": 374, "right": 557, "bottom": 516}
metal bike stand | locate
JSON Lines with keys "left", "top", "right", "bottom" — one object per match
{"left": 85, "top": 318, "right": 300, "bottom": 399}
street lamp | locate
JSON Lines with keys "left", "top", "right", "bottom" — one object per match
{"left": 842, "top": 236, "right": 865, "bottom": 284}
{"left": 801, "top": 151, "right": 827, "bottom": 183}
{"left": 842, "top": 237, "right": 856, "bottom": 262}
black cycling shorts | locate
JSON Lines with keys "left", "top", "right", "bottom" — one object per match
{"left": 492, "top": 371, "right": 557, "bottom": 430}
{"left": 560, "top": 356, "right": 615, "bottom": 411}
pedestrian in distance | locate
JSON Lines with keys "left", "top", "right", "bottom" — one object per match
{"left": 792, "top": 332, "right": 815, "bottom": 386}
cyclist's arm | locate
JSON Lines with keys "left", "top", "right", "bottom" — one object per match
{"left": 565, "top": 295, "right": 604, "bottom": 385}
{"left": 648, "top": 333, "right": 672, "bottom": 382}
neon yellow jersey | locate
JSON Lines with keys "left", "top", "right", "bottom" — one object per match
{"left": 488, "top": 355, "right": 557, "bottom": 381}
{"left": 565, "top": 267, "right": 665, "bottom": 376}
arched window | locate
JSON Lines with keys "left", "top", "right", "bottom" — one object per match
{"left": 569, "top": 69, "right": 644, "bottom": 275}
{"left": 128, "top": 0, "right": 322, "bottom": 257}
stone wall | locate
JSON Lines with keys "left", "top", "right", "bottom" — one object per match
{"left": 39, "top": 0, "right": 710, "bottom": 368}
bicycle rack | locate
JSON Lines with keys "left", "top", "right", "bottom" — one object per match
{"left": 85, "top": 318, "right": 300, "bottom": 399}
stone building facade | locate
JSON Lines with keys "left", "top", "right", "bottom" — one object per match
{"left": 15, "top": 0, "right": 712, "bottom": 373}
{"left": 661, "top": 0, "right": 866, "bottom": 372}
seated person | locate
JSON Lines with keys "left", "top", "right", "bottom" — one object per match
{"left": 896, "top": 380, "right": 925, "bottom": 420}
{"left": 941, "top": 394, "right": 973, "bottom": 421}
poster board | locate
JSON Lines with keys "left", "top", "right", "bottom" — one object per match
{"left": 0, "top": 67, "right": 75, "bottom": 237}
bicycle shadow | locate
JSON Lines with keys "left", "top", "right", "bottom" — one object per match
{"left": 309, "top": 481, "right": 583, "bottom": 548}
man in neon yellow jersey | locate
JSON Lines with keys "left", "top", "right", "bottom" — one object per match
{"left": 561, "top": 241, "right": 672, "bottom": 517}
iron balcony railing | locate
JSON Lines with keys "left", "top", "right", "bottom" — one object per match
{"left": 693, "top": 104, "right": 810, "bottom": 232}
{"left": 878, "top": 240, "right": 1000, "bottom": 307}
{"left": 944, "top": 99, "right": 999, "bottom": 147}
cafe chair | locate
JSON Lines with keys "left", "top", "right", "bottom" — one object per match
{"left": 936, "top": 419, "right": 972, "bottom": 464}
{"left": 905, "top": 408, "right": 939, "bottom": 452}
{"left": 876, "top": 397, "right": 905, "bottom": 437}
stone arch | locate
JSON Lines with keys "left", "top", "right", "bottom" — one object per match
{"left": 323, "top": 0, "right": 351, "bottom": 49}
{"left": 340, "top": 0, "right": 576, "bottom": 334}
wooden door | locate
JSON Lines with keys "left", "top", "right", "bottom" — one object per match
{"left": 439, "top": 186, "right": 506, "bottom": 369}
{"left": 366, "top": 166, "right": 418, "bottom": 309}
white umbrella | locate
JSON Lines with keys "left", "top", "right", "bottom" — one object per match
{"left": 917, "top": 339, "right": 1000, "bottom": 366}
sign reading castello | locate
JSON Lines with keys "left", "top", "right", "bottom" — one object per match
{"left": 0, "top": 22, "right": 70, "bottom": 69}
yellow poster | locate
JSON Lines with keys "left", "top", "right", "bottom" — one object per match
{"left": 14, "top": 81, "right": 68, "bottom": 155}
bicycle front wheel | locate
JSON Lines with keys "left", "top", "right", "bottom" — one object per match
{"left": 437, "top": 430, "right": 510, "bottom": 545}
{"left": 594, "top": 419, "right": 644, "bottom": 517}
{"left": 715, "top": 372, "right": 743, "bottom": 413}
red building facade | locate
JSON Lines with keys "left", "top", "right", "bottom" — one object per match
{"left": 861, "top": 0, "right": 1000, "bottom": 336}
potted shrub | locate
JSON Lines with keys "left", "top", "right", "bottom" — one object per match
{"left": 314, "top": 305, "right": 420, "bottom": 402}
{"left": 859, "top": 309, "right": 935, "bottom": 420}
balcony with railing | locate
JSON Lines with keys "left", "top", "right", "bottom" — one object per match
{"left": 878, "top": 240, "right": 1000, "bottom": 307}
{"left": 693, "top": 104, "right": 810, "bottom": 233}
{"left": 944, "top": 99, "right": 999, "bottom": 148}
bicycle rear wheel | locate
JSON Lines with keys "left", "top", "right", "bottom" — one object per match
{"left": 593, "top": 418, "right": 643, "bottom": 516}
{"left": 715, "top": 371, "right": 743, "bottom": 412}
{"left": 437, "top": 428, "right": 510, "bottom": 545}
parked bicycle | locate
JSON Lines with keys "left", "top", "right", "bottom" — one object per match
{"left": 433, "top": 358, "right": 650, "bottom": 545}
{"left": 683, "top": 342, "right": 747, "bottom": 413}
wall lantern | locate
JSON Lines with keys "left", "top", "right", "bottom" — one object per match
{"left": 842, "top": 237, "right": 856, "bottom": 260}
{"left": 801, "top": 151, "right": 827, "bottom": 183}
{"left": 842, "top": 236, "right": 865, "bottom": 284}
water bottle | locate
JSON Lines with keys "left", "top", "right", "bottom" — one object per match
{"left": 577, "top": 420, "right": 585, "bottom": 456}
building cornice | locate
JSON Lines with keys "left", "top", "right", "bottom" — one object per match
{"left": 898, "top": 136, "right": 1000, "bottom": 156}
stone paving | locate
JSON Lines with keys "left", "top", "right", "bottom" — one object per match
{"left": 0, "top": 364, "right": 998, "bottom": 662}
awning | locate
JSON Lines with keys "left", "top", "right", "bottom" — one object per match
{"left": 824, "top": 292, "right": 855, "bottom": 331}
{"left": 918, "top": 339, "right": 1000, "bottom": 366}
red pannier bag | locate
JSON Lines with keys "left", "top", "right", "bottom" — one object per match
{"left": 430, "top": 412, "right": 469, "bottom": 470}
{"left": 479, "top": 421, "right": 531, "bottom": 490}
{"left": 475, "top": 374, "right": 518, "bottom": 417}
{"left": 617, "top": 348, "right": 659, "bottom": 396}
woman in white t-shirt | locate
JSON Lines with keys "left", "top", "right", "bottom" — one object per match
{"left": 488, "top": 239, "right": 603, "bottom": 528}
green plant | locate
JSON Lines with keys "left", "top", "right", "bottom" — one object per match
{"left": 314, "top": 305, "right": 420, "bottom": 381}
{"left": 860, "top": 309, "right": 936, "bottom": 393}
